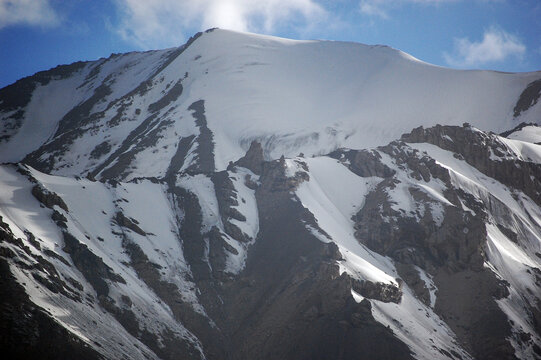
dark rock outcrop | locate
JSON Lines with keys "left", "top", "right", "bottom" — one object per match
{"left": 62, "top": 232, "right": 125, "bottom": 298}
{"left": 351, "top": 126, "right": 541, "bottom": 359}
{"left": 514, "top": 79, "right": 541, "bottom": 117}
{"left": 401, "top": 124, "right": 541, "bottom": 205}
{"left": 0, "top": 220, "right": 101, "bottom": 360}
{"left": 186, "top": 100, "right": 215, "bottom": 175}
{"left": 31, "top": 185, "right": 69, "bottom": 212}
{"left": 212, "top": 170, "right": 249, "bottom": 244}
{"left": 234, "top": 141, "right": 264, "bottom": 175}
{"left": 329, "top": 148, "right": 395, "bottom": 178}
{"left": 351, "top": 279, "right": 402, "bottom": 304}
{"left": 219, "top": 166, "right": 414, "bottom": 360}
{"left": 114, "top": 212, "right": 146, "bottom": 236}
{"left": 0, "top": 259, "right": 102, "bottom": 360}
{"left": 0, "top": 61, "right": 87, "bottom": 143}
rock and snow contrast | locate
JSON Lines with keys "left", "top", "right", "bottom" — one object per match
{"left": 0, "top": 28, "right": 540, "bottom": 360}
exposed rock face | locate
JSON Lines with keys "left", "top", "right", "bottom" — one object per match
{"left": 0, "top": 61, "right": 88, "bottom": 143}
{"left": 329, "top": 148, "right": 395, "bottom": 178}
{"left": 0, "top": 218, "right": 100, "bottom": 359}
{"left": 186, "top": 100, "right": 215, "bottom": 175}
{"left": 114, "top": 211, "right": 146, "bottom": 236}
{"left": 3, "top": 123, "right": 541, "bottom": 359}
{"left": 351, "top": 279, "right": 402, "bottom": 304}
{"left": 514, "top": 79, "right": 541, "bottom": 117}
{"left": 220, "top": 171, "right": 413, "bottom": 360}
{"left": 401, "top": 124, "right": 541, "bottom": 204}
{"left": 62, "top": 231, "right": 126, "bottom": 298}
{"left": 211, "top": 171, "right": 249, "bottom": 243}
{"left": 234, "top": 141, "right": 264, "bottom": 175}
{"left": 260, "top": 156, "right": 309, "bottom": 192}
{"left": 121, "top": 239, "right": 219, "bottom": 360}
{"left": 333, "top": 126, "right": 541, "bottom": 360}
{"left": 353, "top": 180, "right": 486, "bottom": 272}
{"left": 434, "top": 269, "right": 515, "bottom": 360}
{"left": 31, "top": 184, "right": 69, "bottom": 211}
{"left": 0, "top": 259, "right": 101, "bottom": 360}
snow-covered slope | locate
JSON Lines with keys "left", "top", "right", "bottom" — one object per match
{"left": 505, "top": 123, "right": 541, "bottom": 144}
{"left": 1, "top": 29, "right": 541, "bottom": 360}
{"left": 0, "top": 165, "right": 207, "bottom": 359}
{"left": 1, "top": 28, "right": 539, "bottom": 178}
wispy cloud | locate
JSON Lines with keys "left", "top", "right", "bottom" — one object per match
{"left": 358, "top": 0, "right": 504, "bottom": 19}
{"left": 359, "top": 0, "right": 460, "bottom": 19}
{"left": 0, "top": 0, "right": 60, "bottom": 29}
{"left": 443, "top": 27, "right": 526, "bottom": 68}
{"left": 359, "top": 1, "right": 389, "bottom": 19}
{"left": 113, "top": 0, "right": 326, "bottom": 49}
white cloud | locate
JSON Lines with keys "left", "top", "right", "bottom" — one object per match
{"left": 0, "top": 0, "right": 59, "bottom": 29}
{"left": 114, "top": 0, "right": 326, "bottom": 49}
{"left": 444, "top": 27, "right": 526, "bottom": 67}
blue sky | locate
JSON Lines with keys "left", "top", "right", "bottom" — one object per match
{"left": 1, "top": 0, "right": 540, "bottom": 88}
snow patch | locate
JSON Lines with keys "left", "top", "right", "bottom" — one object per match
{"left": 291, "top": 156, "right": 397, "bottom": 285}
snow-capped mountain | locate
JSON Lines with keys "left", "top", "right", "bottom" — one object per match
{"left": 1, "top": 28, "right": 540, "bottom": 360}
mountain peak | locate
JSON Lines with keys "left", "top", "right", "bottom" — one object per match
{"left": 1, "top": 28, "right": 539, "bottom": 179}
{"left": 0, "top": 29, "right": 541, "bottom": 360}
